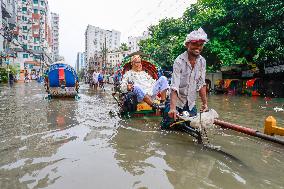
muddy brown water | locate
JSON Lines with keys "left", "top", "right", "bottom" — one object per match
{"left": 0, "top": 82, "right": 283, "bottom": 189}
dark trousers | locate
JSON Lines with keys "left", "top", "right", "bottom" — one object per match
{"left": 161, "top": 100, "right": 197, "bottom": 129}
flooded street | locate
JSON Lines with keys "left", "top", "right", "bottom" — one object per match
{"left": 0, "top": 82, "right": 284, "bottom": 189}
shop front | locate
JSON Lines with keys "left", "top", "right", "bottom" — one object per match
{"left": 21, "top": 61, "right": 41, "bottom": 81}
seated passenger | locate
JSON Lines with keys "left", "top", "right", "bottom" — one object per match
{"left": 121, "top": 55, "right": 169, "bottom": 108}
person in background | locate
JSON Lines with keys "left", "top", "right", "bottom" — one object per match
{"left": 8, "top": 72, "right": 14, "bottom": 86}
{"left": 92, "top": 70, "right": 99, "bottom": 90}
{"left": 98, "top": 71, "right": 104, "bottom": 89}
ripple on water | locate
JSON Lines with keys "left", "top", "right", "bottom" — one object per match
{"left": 1, "top": 84, "right": 284, "bottom": 189}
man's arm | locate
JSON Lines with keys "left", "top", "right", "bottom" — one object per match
{"left": 169, "top": 90, "right": 178, "bottom": 120}
{"left": 168, "top": 60, "right": 181, "bottom": 120}
{"left": 197, "top": 59, "right": 208, "bottom": 112}
{"left": 199, "top": 85, "right": 208, "bottom": 112}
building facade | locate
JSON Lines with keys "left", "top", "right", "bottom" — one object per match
{"left": 85, "top": 25, "right": 121, "bottom": 72}
{"left": 0, "top": 0, "right": 17, "bottom": 66}
{"left": 51, "top": 12, "right": 59, "bottom": 62}
{"left": 107, "top": 50, "right": 129, "bottom": 69}
{"left": 128, "top": 31, "right": 149, "bottom": 53}
{"left": 12, "top": 0, "right": 53, "bottom": 80}
{"left": 0, "top": 0, "right": 59, "bottom": 81}
{"left": 75, "top": 52, "right": 85, "bottom": 73}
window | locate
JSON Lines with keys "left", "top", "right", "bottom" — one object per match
{"left": 34, "top": 46, "right": 40, "bottom": 51}
{"left": 34, "top": 38, "right": 40, "bottom": 43}
{"left": 22, "top": 7, "right": 27, "bottom": 13}
{"left": 23, "top": 35, "right": 27, "bottom": 40}
{"left": 34, "top": 9, "right": 38, "bottom": 14}
{"left": 22, "top": 16, "right": 27, "bottom": 21}
{"left": 23, "top": 54, "right": 28, "bottom": 58}
{"left": 40, "top": 1, "right": 44, "bottom": 6}
{"left": 40, "top": 10, "right": 45, "bottom": 15}
{"left": 33, "top": 0, "right": 38, "bottom": 4}
{"left": 22, "top": 0, "right": 26, "bottom": 2}
{"left": 23, "top": 26, "right": 27, "bottom": 30}
{"left": 34, "top": 55, "right": 41, "bottom": 59}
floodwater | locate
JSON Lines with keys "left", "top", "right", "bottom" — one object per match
{"left": 0, "top": 82, "right": 283, "bottom": 189}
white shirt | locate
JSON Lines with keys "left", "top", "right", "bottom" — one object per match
{"left": 121, "top": 70, "right": 156, "bottom": 95}
{"left": 171, "top": 51, "right": 206, "bottom": 110}
{"left": 92, "top": 72, "right": 99, "bottom": 83}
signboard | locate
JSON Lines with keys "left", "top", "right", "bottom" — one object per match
{"left": 33, "top": 66, "right": 40, "bottom": 71}
{"left": 242, "top": 70, "right": 254, "bottom": 78}
{"left": 265, "top": 65, "right": 284, "bottom": 74}
{"left": 264, "top": 60, "right": 284, "bottom": 74}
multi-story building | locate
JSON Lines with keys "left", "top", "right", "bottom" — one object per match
{"left": 51, "top": 12, "right": 59, "bottom": 62}
{"left": 128, "top": 31, "right": 149, "bottom": 53}
{"left": 11, "top": 0, "right": 53, "bottom": 80}
{"left": 107, "top": 50, "right": 129, "bottom": 70}
{"left": 75, "top": 52, "right": 85, "bottom": 73}
{"left": 85, "top": 25, "right": 121, "bottom": 72}
{"left": 0, "top": 0, "right": 17, "bottom": 66}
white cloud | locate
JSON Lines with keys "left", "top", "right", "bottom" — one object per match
{"left": 48, "top": 0, "right": 196, "bottom": 67}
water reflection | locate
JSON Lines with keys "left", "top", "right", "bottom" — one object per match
{"left": 0, "top": 82, "right": 79, "bottom": 188}
{"left": 0, "top": 83, "right": 284, "bottom": 189}
{"left": 47, "top": 99, "right": 79, "bottom": 129}
{"left": 109, "top": 94, "right": 284, "bottom": 189}
{"left": 110, "top": 119, "right": 254, "bottom": 189}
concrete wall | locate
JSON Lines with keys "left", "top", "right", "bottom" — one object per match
{"left": 206, "top": 72, "right": 222, "bottom": 89}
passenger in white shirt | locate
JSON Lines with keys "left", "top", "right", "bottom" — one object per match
{"left": 121, "top": 55, "right": 169, "bottom": 107}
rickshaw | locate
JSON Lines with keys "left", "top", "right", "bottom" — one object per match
{"left": 45, "top": 62, "right": 79, "bottom": 98}
{"left": 112, "top": 53, "right": 162, "bottom": 118}
{"left": 112, "top": 52, "right": 203, "bottom": 143}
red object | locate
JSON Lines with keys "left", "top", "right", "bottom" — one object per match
{"left": 58, "top": 68, "right": 65, "bottom": 80}
{"left": 214, "top": 119, "right": 256, "bottom": 136}
{"left": 246, "top": 78, "right": 257, "bottom": 88}
{"left": 252, "top": 91, "right": 260, "bottom": 96}
{"left": 214, "top": 119, "right": 284, "bottom": 145}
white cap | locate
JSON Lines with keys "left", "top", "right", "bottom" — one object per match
{"left": 184, "top": 28, "right": 209, "bottom": 45}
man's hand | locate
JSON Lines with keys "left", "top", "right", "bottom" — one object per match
{"left": 200, "top": 104, "right": 208, "bottom": 112}
{"left": 127, "top": 83, "right": 134, "bottom": 91}
{"left": 168, "top": 109, "right": 178, "bottom": 121}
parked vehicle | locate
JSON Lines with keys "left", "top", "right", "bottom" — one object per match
{"left": 45, "top": 62, "right": 79, "bottom": 98}
{"left": 112, "top": 54, "right": 161, "bottom": 118}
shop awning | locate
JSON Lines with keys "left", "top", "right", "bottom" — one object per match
{"left": 24, "top": 61, "right": 41, "bottom": 66}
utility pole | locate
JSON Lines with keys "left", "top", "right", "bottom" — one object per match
{"left": 102, "top": 37, "right": 107, "bottom": 73}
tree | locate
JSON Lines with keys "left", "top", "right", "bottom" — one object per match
{"left": 119, "top": 43, "right": 129, "bottom": 51}
{"left": 139, "top": 0, "right": 284, "bottom": 71}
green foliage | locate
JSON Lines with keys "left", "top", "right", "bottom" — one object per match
{"left": 0, "top": 65, "right": 16, "bottom": 83}
{"left": 139, "top": 0, "right": 283, "bottom": 71}
{"left": 78, "top": 69, "right": 85, "bottom": 81}
{"left": 140, "top": 18, "right": 187, "bottom": 67}
{"left": 119, "top": 43, "right": 129, "bottom": 51}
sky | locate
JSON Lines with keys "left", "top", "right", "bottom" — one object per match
{"left": 48, "top": 0, "right": 196, "bottom": 67}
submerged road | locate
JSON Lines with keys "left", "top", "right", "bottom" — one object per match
{"left": 0, "top": 82, "right": 284, "bottom": 189}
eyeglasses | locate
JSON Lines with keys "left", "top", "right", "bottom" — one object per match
{"left": 133, "top": 61, "right": 141, "bottom": 64}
